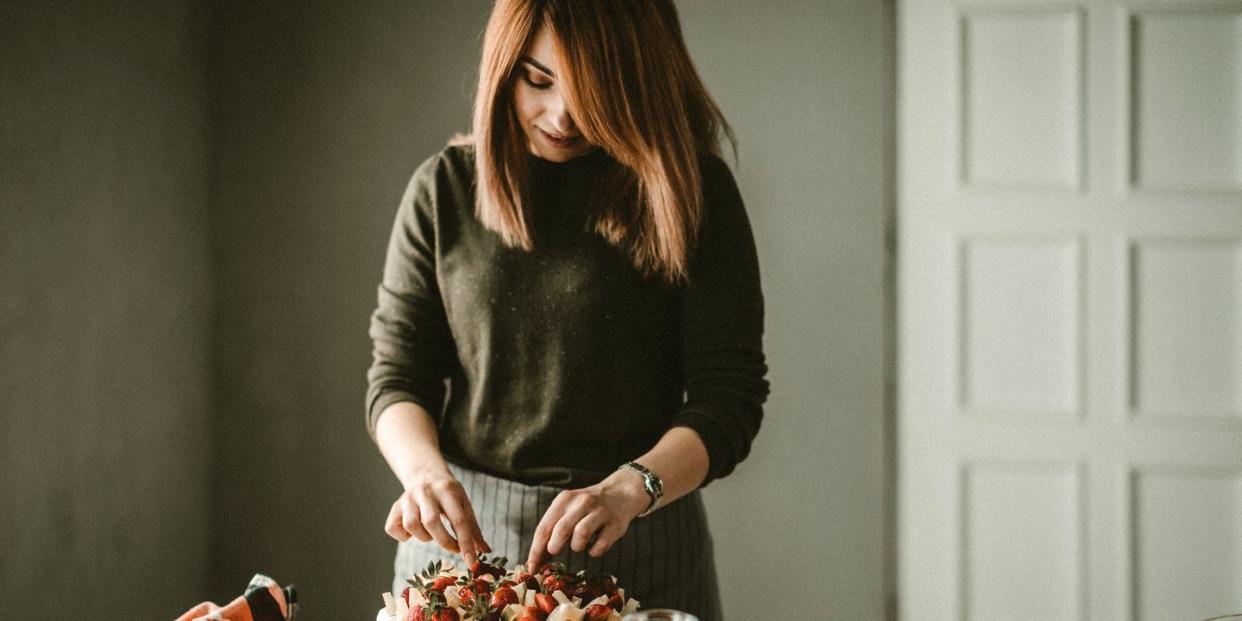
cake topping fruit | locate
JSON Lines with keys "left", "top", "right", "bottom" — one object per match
{"left": 379, "top": 556, "right": 637, "bottom": 621}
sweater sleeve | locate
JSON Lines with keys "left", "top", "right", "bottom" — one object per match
{"left": 365, "top": 155, "right": 457, "bottom": 441}
{"left": 670, "top": 155, "right": 770, "bottom": 487}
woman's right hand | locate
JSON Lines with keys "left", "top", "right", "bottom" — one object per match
{"left": 384, "top": 467, "right": 492, "bottom": 565}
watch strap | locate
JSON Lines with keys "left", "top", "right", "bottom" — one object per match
{"left": 619, "top": 461, "right": 664, "bottom": 517}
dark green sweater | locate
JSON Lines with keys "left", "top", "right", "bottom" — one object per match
{"left": 366, "top": 144, "right": 768, "bottom": 488}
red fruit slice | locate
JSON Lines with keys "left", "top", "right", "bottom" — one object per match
{"left": 584, "top": 603, "right": 612, "bottom": 621}
{"left": 542, "top": 576, "right": 570, "bottom": 596}
{"left": 490, "top": 585, "right": 519, "bottom": 609}
{"left": 516, "top": 606, "right": 548, "bottom": 621}
{"left": 534, "top": 592, "right": 557, "bottom": 615}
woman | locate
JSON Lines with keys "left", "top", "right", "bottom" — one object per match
{"left": 365, "top": 1, "right": 768, "bottom": 618}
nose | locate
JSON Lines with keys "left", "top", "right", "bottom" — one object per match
{"left": 547, "top": 93, "right": 574, "bottom": 135}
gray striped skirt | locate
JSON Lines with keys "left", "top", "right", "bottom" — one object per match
{"left": 392, "top": 462, "right": 723, "bottom": 621}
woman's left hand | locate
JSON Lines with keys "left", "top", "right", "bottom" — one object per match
{"left": 526, "top": 469, "right": 651, "bottom": 571}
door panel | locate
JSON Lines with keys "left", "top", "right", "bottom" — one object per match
{"left": 898, "top": 0, "right": 1242, "bottom": 619}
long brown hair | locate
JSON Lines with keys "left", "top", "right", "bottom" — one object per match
{"left": 471, "top": 0, "right": 734, "bottom": 284}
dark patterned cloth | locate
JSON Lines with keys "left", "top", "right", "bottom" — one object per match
{"left": 174, "top": 574, "right": 296, "bottom": 621}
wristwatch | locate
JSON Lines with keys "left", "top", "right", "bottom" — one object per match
{"left": 619, "top": 461, "right": 664, "bottom": 517}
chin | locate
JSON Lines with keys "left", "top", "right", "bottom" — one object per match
{"left": 526, "top": 129, "right": 593, "bottom": 162}
{"left": 541, "top": 146, "right": 593, "bottom": 162}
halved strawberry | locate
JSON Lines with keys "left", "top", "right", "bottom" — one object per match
{"left": 470, "top": 559, "right": 504, "bottom": 580}
{"left": 534, "top": 592, "right": 557, "bottom": 615}
{"left": 584, "top": 603, "right": 612, "bottom": 621}
{"left": 542, "top": 575, "right": 570, "bottom": 595}
{"left": 515, "top": 608, "right": 548, "bottom": 621}
{"left": 489, "top": 584, "right": 519, "bottom": 609}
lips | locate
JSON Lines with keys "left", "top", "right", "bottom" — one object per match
{"left": 537, "top": 127, "right": 581, "bottom": 149}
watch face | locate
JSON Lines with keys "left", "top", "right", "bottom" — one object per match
{"left": 624, "top": 461, "right": 662, "bottom": 499}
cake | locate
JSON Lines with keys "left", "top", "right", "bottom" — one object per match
{"left": 378, "top": 556, "right": 641, "bottom": 621}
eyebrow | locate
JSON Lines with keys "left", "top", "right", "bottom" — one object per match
{"left": 519, "top": 56, "right": 555, "bottom": 78}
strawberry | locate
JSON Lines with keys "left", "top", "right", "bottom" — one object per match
{"left": 573, "top": 580, "right": 602, "bottom": 602}
{"left": 402, "top": 586, "right": 413, "bottom": 605}
{"left": 584, "top": 604, "right": 612, "bottom": 621}
{"left": 429, "top": 576, "right": 456, "bottom": 592}
{"left": 414, "top": 604, "right": 459, "bottom": 621}
{"left": 432, "top": 609, "right": 459, "bottom": 621}
{"left": 489, "top": 584, "right": 519, "bottom": 609}
{"left": 465, "top": 577, "right": 492, "bottom": 599}
{"left": 516, "top": 607, "right": 548, "bottom": 621}
{"left": 542, "top": 575, "right": 571, "bottom": 596}
{"left": 534, "top": 592, "right": 557, "bottom": 615}
{"left": 469, "top": 561, "right": 494, "bottom": 579}
{"left": 607, "top": 591, "right": 623, "bottom": 610}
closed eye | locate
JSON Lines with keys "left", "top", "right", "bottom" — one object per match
{"left": 518, "top": 57, "right": 556, "bottom": 90}
{"left": 522, "top": 72, "right": 553, "bottom": 90}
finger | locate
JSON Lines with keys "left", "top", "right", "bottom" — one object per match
{"left": 385, "top": 501, "right": 409, "bottom": 542}
{"left": 570, "top": 511, "right": 607, "bottom": 553}
{"left": 546, "top": 496, "right": 593, "bottom": 557}
{"left": 527, "top": 493, "right": 572, "bottom": 571}
{"left": 588, "top": 521, "right": 628, "bottom": 558}
{"left": 398, "top": 497, "right": 433, "bottom": 543}
{"left": 457, "top": 494, "right": 492, "bottom": 553}
{"left": 439, "top": 493, "right": 486, "bottom": 565}
{"left": 414, "top": 490, "right": 460, "bottom": 554}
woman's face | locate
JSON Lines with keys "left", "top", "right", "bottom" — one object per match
{"left": 513, "top": 24, "right": 596, "bottom": 162}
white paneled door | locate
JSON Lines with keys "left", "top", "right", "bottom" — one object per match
{"left": 897, "top": 0, "right": 1242, "bottom": 619}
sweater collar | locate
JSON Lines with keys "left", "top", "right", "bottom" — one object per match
{"left": 527, "top": 147, "right": 613, "bottom": 176}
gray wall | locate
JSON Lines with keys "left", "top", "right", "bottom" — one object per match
{"left": 0, "top": 2, "right": 214, "bottom": 619}
{"left": 209, "top": 1, "right": 494, "bottom": 616}
{"left": 677, "top": 2, "right": 893, "bottom": 618}
{"left": 212, "top": 1, "right": 892, "bottom": 619}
